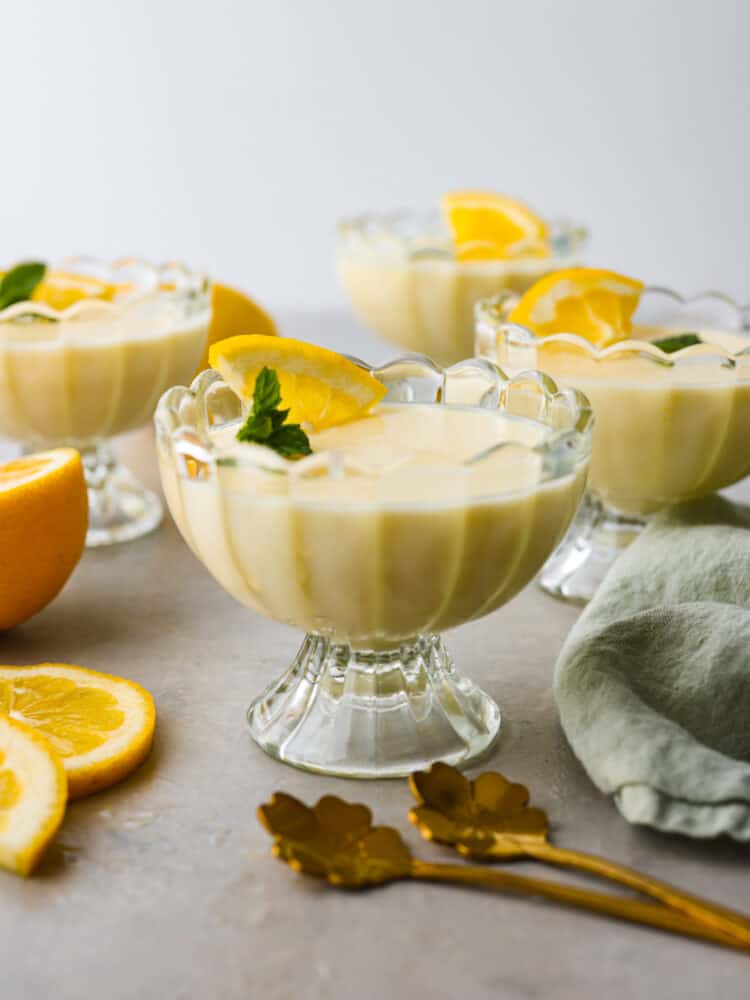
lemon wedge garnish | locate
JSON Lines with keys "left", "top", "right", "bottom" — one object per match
{"left": 0, "top": 713, "right": 66, "bottom": 876}
{"left": 209, "top": 335, "right": 387, "bottom": 431}
{"left": 31, "top": 270, "right": 119, "bottom": 310}
{"left": 194, "top": 282, "right": 278, "bottom": 376}
{"left": 0, "top": 448, "right": 87, "bottom": 630}
{"left": 508, "top": 267, "right": 645, "bottom": 347}
{"left": 0, "top": 664, "right": 155, "bottom": 800}
{"left": 442, "top": 191, "right": 549, "bottom": 261}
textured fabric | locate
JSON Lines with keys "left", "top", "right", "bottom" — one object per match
{"left": 555, "top": 495, "right": 750, "bottom": 839}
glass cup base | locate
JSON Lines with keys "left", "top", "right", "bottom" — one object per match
{"left": 538, "top": 493, "right": 648, "bottom": 605}
{"left": 81, "top": 442, "right": 163, "bottom": 547}
{"left": 247, "top": 633, "right": 501, "bottom": 779}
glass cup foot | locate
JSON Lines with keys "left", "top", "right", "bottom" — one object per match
{"left": 247, "top": 633, "right": 501, "bottom": 779}
{"left": 82, "top": 443, "right": 163, "bottom": 547}
{"left": 538, "top": 493, "right": 648, "bottom": 605}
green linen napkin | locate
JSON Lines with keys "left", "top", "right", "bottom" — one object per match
{"left": 554, "top": 495, "right": 750, "bottom": 839}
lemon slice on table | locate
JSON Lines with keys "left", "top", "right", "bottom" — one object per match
{"left": 0, "top": 713, "right": 66, "bottom": 876}
{"left": 0, "top": 664, "right": 155, "bottom": 800}
{"left": 210, "top": 335, "right": 387, "bottom": 431}
{"left": 194, "top": 282, "right": 278, "bottom": 376}
{"left": 441, "top": 190, "right": 549, "bottom": 261}
{"left": 508, "top": 267, "right": 645, "bottom": 347}
{"left": 0, "top": 448, "right": 87, "bottom": 631}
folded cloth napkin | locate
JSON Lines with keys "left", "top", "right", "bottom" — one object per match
{"left": 555, "top": 495, "right": 750, "bottom": 839}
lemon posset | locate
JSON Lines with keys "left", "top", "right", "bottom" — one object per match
{"left": 337, "top": 191, "right": 587, "bottom": 365}
{"left": 156, "top": 338, "right": 592, "bottom": 777}
{"left": 0, "top": 258, "right": 212, "bottom": 546}
{"left": 477, "top": 269, "right": 750, "bottom": 602}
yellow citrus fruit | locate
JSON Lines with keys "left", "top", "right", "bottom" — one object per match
{"left": 508, "top": 267, "right": 645, "bottom": 347}
{"left": 0, "top": 713, "right": 67, "bottom": 876}
{"left": 32, "top": 270, "right": 119, "bottom": 310}
{"left": 209, "top": 335, "right": 387, "bottom": 431}
{"left": 0, "top": 268, "right": 119, "bottom": 311}
{"left": 0, "top": 663, "right": 155, "bottom": 800}
{"left": 0, "top": 449, "right": 88, "bottom": 630}
{"left": 194, "top": 282, "right": 278, "bottom": 376}
{"left": 442, "top": 191, "right": 549, "bottom": 261}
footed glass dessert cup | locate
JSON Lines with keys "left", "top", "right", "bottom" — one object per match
{"left": 155, "top": 355, "right": 592, "bottom": 778}
{"left": 0, "top": 258, "right": 211, "bottom": 546}
{"left": 476, "top": 288, "right": 750, "bottom": 603}
{"left": 337, "top": 211, "right": 587, "bottom": 366}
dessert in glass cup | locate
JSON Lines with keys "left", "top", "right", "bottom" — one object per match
{"left": 0, "top": 258, "right": 211, "bottom": 545}
{"left": 475, "top": 268, "right": 750, "bottom": 603}
{"left": 337, "top": 190, "right": 587, "bottom": 366}
{"left": 155, "top": 335, "right": 592, "bottom": 778}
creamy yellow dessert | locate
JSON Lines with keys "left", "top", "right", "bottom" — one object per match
{"left": 476, "top": 269, "right": 750, "bottom": 601}
{"left": 529, "top": 327, "right": 750, "bottom": 514}
{"left": 160, "top": 402, "right": 586, "bottom": 645}
{"left": 337, "top": 192, "right": 587, "bottom": 366}
{"left": 0, "top": 261, "right": 210, "bottom": 449}
{"left": 0, "top": 259, "right": 211, "bottom": 546}
{"left": 155, "top": 336, "right": 592, "bottom": 776}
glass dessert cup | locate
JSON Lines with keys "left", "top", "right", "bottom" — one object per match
{"left": 0, "top": 258, "right": 211, "bottom": 546}
{"left": 336, "top": 210, "right": 587, "bottom": 366}
{"left": 155, "top": 355, "right": 592, "bottom": 778}
{"left": 476, "top": 288, "right": 750, "bottom": 604}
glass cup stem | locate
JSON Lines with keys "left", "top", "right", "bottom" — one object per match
{"left": 538, "top": 492, "right": 649, "bottom": 604}
{"left": 80, "top": 441, "right": 162, "bottom": 547}
{"left": 247, "top": 633, "right": 501, "bottom": 778}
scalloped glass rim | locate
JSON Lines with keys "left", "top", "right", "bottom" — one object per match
{"left": 0, "top": 256, "right": 210, "bottom": 323}
{"left": 336, "top": 209, "right": 588, "bottom": 262}
{"left": 475, "top": 286, "right": 750, "bottom": 367}
{"left": 155, "top": 353, "right": 593, "bottom": 500}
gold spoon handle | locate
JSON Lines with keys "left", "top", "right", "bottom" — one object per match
{"left": 521, "top": 842, "right": 750, "bottom": 947}
{"left": 410, "top": 860, "right": 749, "bottom": 953}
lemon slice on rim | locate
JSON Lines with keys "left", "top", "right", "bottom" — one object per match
{"left": 0, "top": 713, "right": 66, "bottom": 876}
{"left": 0, "top": 664, "right": 155, "bottom": 800}
{"left": 209, "top": 335, "right": 387, "bottom": 431}
{"left": 508, "top": 267, "right": 645, "bottom": 347}
{"left": 442, "top": 191, "right": 549, "bottom": 261}
{"left": 31, "top": 270, "right": 119, "bottom": 310}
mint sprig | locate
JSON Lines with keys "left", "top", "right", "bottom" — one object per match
{"left": 236, "top": 367, "right": 312, "bottom": 458}
{"left": 0, "top": 262, "right": 46, "bottom": 311}
{"left": 651, "top": 332, "right": 702, "bottom": 354}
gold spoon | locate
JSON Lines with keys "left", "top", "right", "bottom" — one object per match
{"left": 258, "top": 791, "right": 749, "bottom": 953}
{"left": 408, "top": 762, "right": 750, "bottom": 948}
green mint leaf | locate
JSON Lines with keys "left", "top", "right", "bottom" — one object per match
{"left": 266, "top": 424, "right": 313, "bottom": 457}
{"left": 253, "top": 366, "right": 282, "bottom": 413}
{"left": 270, "top": 408, "right": 290, "bottom": 431}
{"left": 235, "top": 366, "right": 313, "bottom": 458}
{"left": 236, "top": 412, "right": 274, "bottom": 442}
{"left": 652, "top": 332, "right": 702, "bottom": 354}
{"left": 0, "top": 261, "right": 47, "bottom": 311}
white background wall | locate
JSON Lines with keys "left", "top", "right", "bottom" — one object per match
{"left": 2, "top": 0, "right": 748, "bottom": 312}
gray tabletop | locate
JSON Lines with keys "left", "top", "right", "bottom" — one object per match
{"left": 2, "top": 311, "right": 748, "bottom": 1000}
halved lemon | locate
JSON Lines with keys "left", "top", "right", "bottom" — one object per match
{"left": 209, "top": 335, "right": 387, "bottom": 430}
{"left": 442, "top": 191, "right": 549, "bottom": 261}
{"left": 0, "top": 664, "right": 155, "bottom": 800}
{"left": 0, "top": 448, "right": 88, "bottom": 631}
{"left": 508, "top": 267, "right": 645, "bottom": 347}
{"left": 0, "top": 713, "right": 67, "bottom": 876}
{"left": 194, "top": 282, "right": 278, "bottom": 376}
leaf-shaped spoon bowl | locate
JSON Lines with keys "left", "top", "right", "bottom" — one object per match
{"left": 408, "top": 762, "right": 750, "bottom": 947}
{"left": 258, "top": 791, "right": 748, "bottom": 952}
